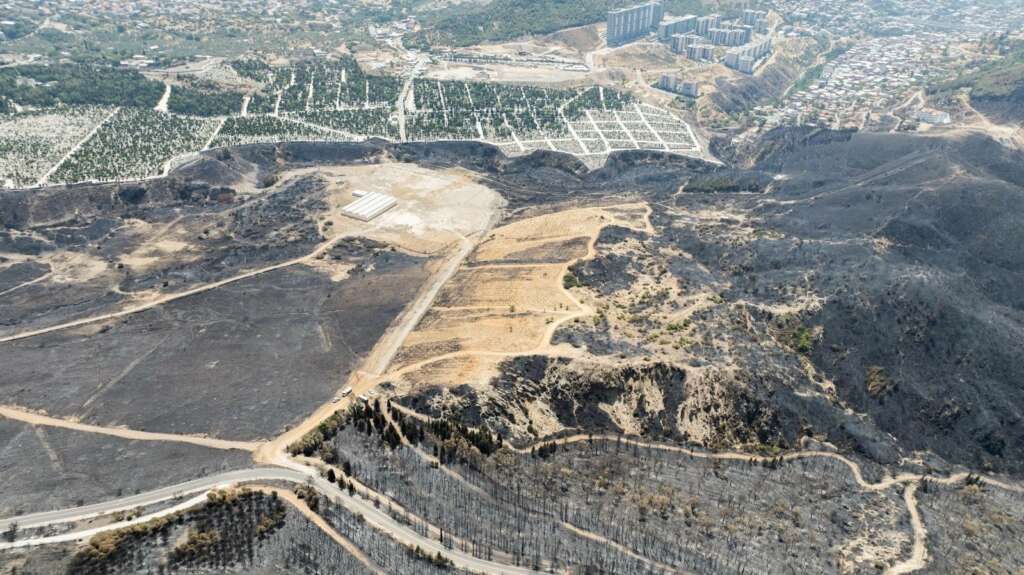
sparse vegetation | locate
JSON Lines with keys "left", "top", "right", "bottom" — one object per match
{"left": 409, "top": 0, "right": 703, "bottom": 48}
{"left": 865, "top": 365, "right": 894, "bottom": 398}
{"left": 563, "top": 272, "right": 582, "bottom": 288}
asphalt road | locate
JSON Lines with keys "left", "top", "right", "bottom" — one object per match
{"left": 0, "top": 467, "right": 299, "bottom": 531}
{"left": 0, "top": 465, "right": 540, "bottom": 574}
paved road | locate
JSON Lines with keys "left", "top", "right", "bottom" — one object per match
{"left": 0, "top": 465, "right": 539, "bottom": 574}
{"left": 0, "top": 468, "right": 296, "bottom": 532}
{"left": 0, "top": 494, "right": 210, "bottom": 550}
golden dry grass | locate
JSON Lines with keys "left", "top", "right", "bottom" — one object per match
{"left": 385, "top": 203, "right": 652, "bottom": 392}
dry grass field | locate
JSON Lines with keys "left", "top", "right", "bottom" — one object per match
{"left": 384, "top": 203, "right": 653, "bottom": 392}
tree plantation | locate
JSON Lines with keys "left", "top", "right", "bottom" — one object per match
{"left": 0, "top": 56, "right": 697, "bottom": 188}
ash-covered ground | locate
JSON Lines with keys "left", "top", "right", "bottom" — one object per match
{"left": 2, "top": 129, "right": 1023, "bottom": 574}
{"left": 396, "top": 129, "right": 1024, "bottom": 477}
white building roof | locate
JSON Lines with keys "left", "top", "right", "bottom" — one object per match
{"left": 341, "top": 191, "right": 397, "bottom": 222}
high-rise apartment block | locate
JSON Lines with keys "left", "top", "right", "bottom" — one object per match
{"left": 670, "top": 33, "right": 704, "bottom": 54}
{"left": 607, "top": 2, "right": 664, "bottom": 46}
{"left": 657, "top": 15, "right": 697, "bottom": 40}
{"left": 694, "top": 14, "right": 721, "bottom": 36}
{"left": 707, "top": 27, "right": 748, "bottom": 46}
{"left": 659, "top": 74, "right": 701, "bottom": 97}
{"left": 686, "top": 43, "right": 715, "bottom": 61}
{"left": 742, "top": 9, "right": 770, "bottom": 34}
{"left": 724, "top": 38, "right": 772, "bottom": 74}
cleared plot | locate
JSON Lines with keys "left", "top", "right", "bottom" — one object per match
{"left": 315, "top": 162, "right": 504, "bottom": 255}
{"left": 387, "top": 205, "right": 652, "bottom": 390}
{"left": 552, "top": 139, "right": 586, "bottom": 155}
{"left": 608, "top": 140, "right": 637, "bottom": 150}
{"left": 51, "top": 109, "right": 218, "bottom": 183}
{"left": 398, "top": 354, "right": 505, "bottom": 390}
{"left": 436, "top": 266, "right": 577, "bottom": 310}
{"left": 479, "top": 207, "right": 626, "bottom": 248}
{"left": 395, "top": 308, "right": 564, "bottom": 366}
{"left": 469, "top": 235, "right": 591, "bottom": 265}
{"left": 0, "top": 107, "right": 112, "bottom": 187}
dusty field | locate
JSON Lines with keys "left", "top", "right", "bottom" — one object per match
{"left": 384, "top": 203, "right": 653, "bottom": 393}
{"left": 296, "top": 163, "right": 504, "bottom": 255}
{"left": 592, "top": 41, "right": 682, "bottom": 71}
{"left": 424, "top": 63, "right": 589, "bottom": 84}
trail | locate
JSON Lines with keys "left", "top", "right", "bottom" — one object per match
{"left": 0, "top": 230, "right": 359, "bottom": 344}
{"left": 381, "top": 203, "right": 653, "bottom": 380}
{"left": 379, "top": 404, "right": 681, "bottom": 574}
{"left": 956, "top": 91, "right": 1024, "bottom": 150}
{"left": 202, "top": 117, "right": 225, "bottom": 150}
{"left": 154, "top": 83, "right": 171, "bottom": 113}
{"left": 264, "top": 487, "right": 385, "bottom": 575}
{"left": 36, "top": 107, "right": 120, "bottom": 187}
{"left": 888, "top": 483, "right": 927, "bottom": 575}
{"left": 0, "top": 271, "right": 52, "bottom": 298}
{"left": 397, "top": 73, "right": 412, "bottom": 142}
{"left": 768, "top": 150, "right": 937, "bottom": 206}
{"left": 78, "top": 334, "right": 170, "bottom": 413}
{"left": 255, "top": 232, "right": 482, "bottom": 465}
{"left": 391, "top": 406, "right": 1024, "bottom": 575}
{"left": 0, "top": 405, "right": 260, "bottom": 452}
{"left": 585, "top": 109, "right": 610, "bottom": 153}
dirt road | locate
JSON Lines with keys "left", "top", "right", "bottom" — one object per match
{"left": 0, "top": 230, "right": 360, "bottom": 344}
{"left": 0, "top": 405, "right": 259, "bottom": 451}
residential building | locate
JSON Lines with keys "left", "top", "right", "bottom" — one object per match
{"left": 724, "top": 38, "right": 772, "bottom": 73}
{"left": 671, "top": 32, "right": 703, "bottom": 54}
{"left": 686, "top": 43, "right": 715, "bottom": 61}
{"left": 658, "top": 15, "right": 697, "bottom": 40}
{"left": 659, "top": 73, "right": 701, "bottom": 97}
{"left": 607, "top": 2, "right": 664, "bottom": 46}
